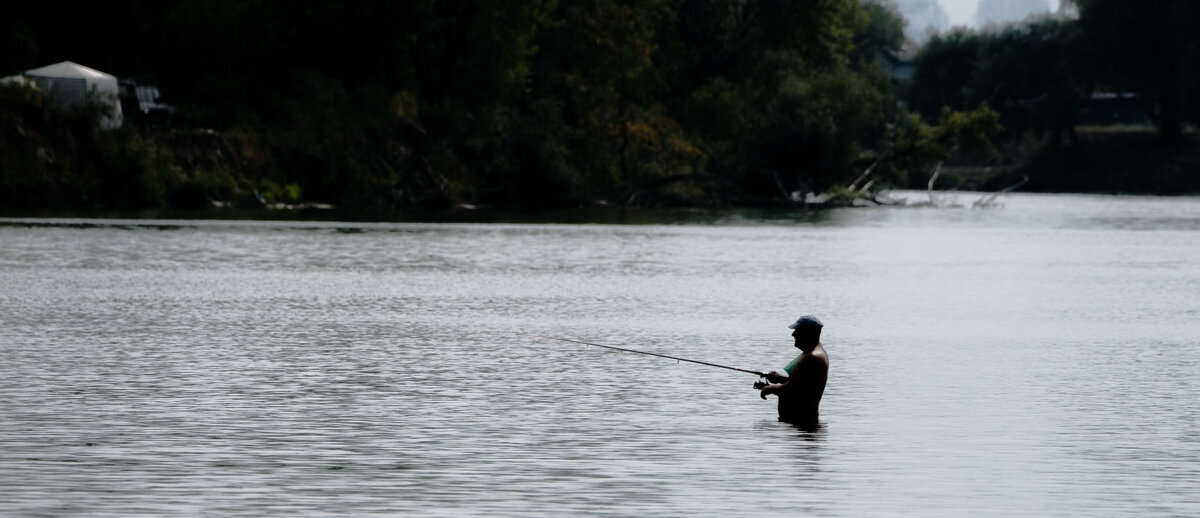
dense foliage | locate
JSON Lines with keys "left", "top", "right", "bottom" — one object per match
{"left": 909, "top": 18, "right": 1080, "bottom": 152}
{"left": 910, "top": 1, "right": 1200, "bottom": 145}
{"left": 0, "top": 85, "right": 175, "bottom": 208}
{"left": 1072, "top": 0, "right": 1200, "bottom": 141}
{"left": 12, "top": 0, "right": 1193, "bottom": 208}
{"left": 4, "top": 0, "right": 985, "bottom": 209}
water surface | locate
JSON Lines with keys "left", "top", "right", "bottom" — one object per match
{"left": 2, "top": 192, "right": 1198, "bottom": 516}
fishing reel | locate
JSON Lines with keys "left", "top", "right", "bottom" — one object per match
{"left": 754, "top": 371, "right": 789, "bottom": 389}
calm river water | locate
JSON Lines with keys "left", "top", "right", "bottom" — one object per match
{"left": 1, "top": 192, "right": 1198, "bottom": 517}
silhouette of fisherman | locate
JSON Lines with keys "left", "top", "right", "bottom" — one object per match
{"left": 759, "top": 315, "right": 828, "bottom": 427}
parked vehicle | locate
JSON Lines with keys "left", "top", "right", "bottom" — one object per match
{"left": 119, "top": 80, "right": 176, "bottom": 127}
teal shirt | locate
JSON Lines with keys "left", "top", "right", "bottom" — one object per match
{"left": 783, "top": 353, "right": 804, "bottom": 375}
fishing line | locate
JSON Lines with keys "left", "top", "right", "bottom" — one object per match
{"left": 519, "top": 333, "right": 766, "bottom": 377}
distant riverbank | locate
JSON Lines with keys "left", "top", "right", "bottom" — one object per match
{"left": 3, "top": 88, "right": 1197, "bottom": 215}
{"left": 935, "top": 126, "right": 1200, "bottom": 196}
{"left": 1020, "top": 126, "right": 1200, "bottom": 195}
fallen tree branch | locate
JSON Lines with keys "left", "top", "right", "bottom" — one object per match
{"left": 973, "top": 175, "right": 1029, "bottom": 208}
{"left": 847, "top": 154, "right": 886, "bottom": 192}
{"left": 927, "top": 161, "right": 943, "bottom": 205}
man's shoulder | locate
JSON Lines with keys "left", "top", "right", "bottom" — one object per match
{"left": 804, "top": 348, "right": 830, "bottom": 367}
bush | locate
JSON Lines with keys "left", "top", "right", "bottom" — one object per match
{"left": 0, "top": 83, "right": 177, "bottom": 209}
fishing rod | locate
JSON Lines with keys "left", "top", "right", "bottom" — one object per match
{"left": 520, "top": 333, "right": 767, "bottom": 377}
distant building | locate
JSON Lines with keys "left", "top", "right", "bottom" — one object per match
{"left": 892, "top": 0, "right": 950, "bottom": 41}
{"left": 23, "top": 61, "right": 124, "bottom": 129}
{"left": 975, "top": 0, "right": 1051, "bottom": 27}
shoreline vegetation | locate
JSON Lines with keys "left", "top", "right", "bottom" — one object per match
{"left": 3, "top": 1, "right": 1199, "bottom": 214}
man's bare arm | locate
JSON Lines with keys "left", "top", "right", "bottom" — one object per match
{"left": 759, "top": 376, "right": 795, "bottom": 399}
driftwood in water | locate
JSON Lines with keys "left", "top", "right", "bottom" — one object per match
{"left": 896, "top": 163, "right": 1025, "bottom": 209}
{"left": 893, "top": 161, "right": 963, "bottom": 208}
{"left": 847, "top": 155, "right": 885, "bottom": 192}
{"left": 926, "top": 161, "right": 944, "bottom": 206}
{"left": 973, "top": 175, "right": 1029, "bottom": 208}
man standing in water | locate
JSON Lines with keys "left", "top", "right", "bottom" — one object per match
{"left": 759, "top": 315, "right": 828, "bottom": 427}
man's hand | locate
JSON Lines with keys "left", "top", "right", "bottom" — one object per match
{"left": 765, "top": 370, "right": 789, "bottom": 384}
{"left": 760, "top": 385, "right": 775, "bottom": 400}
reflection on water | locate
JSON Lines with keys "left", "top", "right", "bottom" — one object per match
{"left": 2, "top": 192, "right": 1199, "bottom": 516}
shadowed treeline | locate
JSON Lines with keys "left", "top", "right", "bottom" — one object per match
{"left": 907, "top": 1, "right": 1200, "bottom": 194}
{"left": 1, "top": 1, "right": 1195, "bottom": 211}
{"left": 1, "top": 0, "right": 1004, "bottom": 210}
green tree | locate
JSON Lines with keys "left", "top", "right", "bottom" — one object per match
{"left": 2, "top": 0, "right": 935, "bottom": 209}
{"left": 662, "top": 0, "right": 901, "bottom": 202}
{"left": 909, "top": 30, "right": 984, "bottom": 119}
{"left": 909, "top": 18, "right": 1080, "bottom": 148}
{"left": 853, "top": 0, "right": 906, "bottom": 64}
{"left": 969, "top": 18, "right": 1080, "bottom": 145}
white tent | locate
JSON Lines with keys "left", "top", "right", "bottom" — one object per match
{"left": 24, "top": 61, "right": 123, "bottom": 129}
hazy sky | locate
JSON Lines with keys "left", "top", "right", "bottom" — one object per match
{"left": 939, "top": 0, "right": 1061, "bottom": 27}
